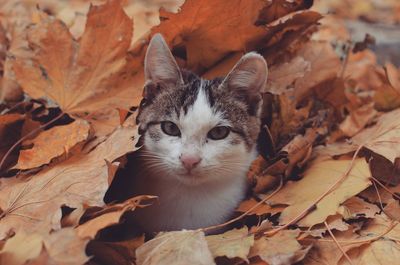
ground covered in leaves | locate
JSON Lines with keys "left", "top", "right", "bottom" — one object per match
{"left": 1, "top": 0, "right": 400, "bottom": 264}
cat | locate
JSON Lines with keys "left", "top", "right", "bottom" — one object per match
{"left": 131, "top": 33, "right": 268, "bottom": 233}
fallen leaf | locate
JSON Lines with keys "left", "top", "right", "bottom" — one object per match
{"left": 76, "top": 195, "right": 157, "bottom": 239}
{"left": 43, "top": 228, "right": 90, "bottom": 265}
{"left": 0, "top": 114, "right": 139, "bottom": 239}
{"left": 338, "top": 196, "right": 380, "bottom": 220}
{"left": 136, "top": 230, "right": 216, "bottom": 265}
{"left": 206, "top": 227, "right": 254, "bottom": 262}
{"left": 270, "top": 158, "right": 371, "bottom": 227}
{"left": 339, "top": 103, "right": 377, "bottom": 137}
{"left": 0, "top": 232, "right": 43, "bottom": 265}
{"left": 87, "top": 236, "right": 145, "bottom": 265}
{"left": 14, "top": 119, "right": 91, "bottom": 170}
{"left": 267, "top": 56, "right": 311, "bottom": 94}
{"left": 13, "top": 0, "right": 141, "bottom": 136}
{"left": 249, "top": 229, "right": 311, "bottom": 265}
{"left": 352, "top": 108, "right": 400, "bottom": 163}
{"left": 344, "top": 240, "right": 400, "bottom": 265}
{"left": 303, "top": 227, "right": 366, "bottom": 265}
{"left": 237, "top": 198, "right": 284, "bottom": 216}
{"left": 0, "top": 114, "right": 25, "bottom": 171}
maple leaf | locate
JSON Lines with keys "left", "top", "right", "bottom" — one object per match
{"left": 12, "top": 0, "right": 141, "bottom": 136}
{"left": 14, "top": 119, "right": 91, "bottom": 170}
{"left": 0, "top": 114, "right": 139, "bottom": 239}
{"left": 136, "top": 230, "right": 215, "bottom": 265}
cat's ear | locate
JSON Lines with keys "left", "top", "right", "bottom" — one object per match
{"left": 144, "top": 33, "right": 183, "bottom": 100}
{"left": 220, "top": 52, "right": 267, "bottom": 114}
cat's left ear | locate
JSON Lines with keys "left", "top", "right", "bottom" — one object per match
{"left": 144, "top": 33, "right": 183, "bottom": 100}
{"left": 220, "top": 52, "right": 268, "bottom": 114}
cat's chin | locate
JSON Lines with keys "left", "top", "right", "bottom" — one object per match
{"left": 174, "top": 170, "right": 213, "bottom": 186}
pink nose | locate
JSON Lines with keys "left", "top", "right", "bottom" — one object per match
{"left": 180, "top": 154, "right": 202, "bottom": 171}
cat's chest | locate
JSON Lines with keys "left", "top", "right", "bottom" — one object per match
{"left": 132, "top": 173, "right": 247, "bottom": 231}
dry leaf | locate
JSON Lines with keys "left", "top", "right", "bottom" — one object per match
{"left": 249, "top": 229, "right": 311, "bottom": 265}
{"left": 270, "top": 158, "right": 371, "bottom": 227}
{"left": 339, "top": 103, "right": 378, "bottom": 137}
{"left": 352, "top": 108, "right": 400, "bottom": 163}
{"left": 0, "top": 232, "right": 43, "bottom": 265}
{"left": 14, "top": 119, "right": 91, "bottom": 170}
{"left": 237, "top": 198, "right": 285, "bottom": 216}
{"left": 338, "top": 196, "right": 380, "bottom": 220}
{"left": 0, "top": 115, "right": 139, "bottom": 239}
{"left": 76, "top": 195, "right": 157, "bottom": 239}
{"left": 303, "top": 227, "right": 366, "bottom": 265}
{"left": 206, "top": 227, "right": 254, "bottom": 262}
{"left": 0, "top": 114, "right": 25, "bottom": 171}
{"left": 43, "top": 228, "right": 89, "bottom": 265}
{"left": 136, "top": 230, "right": 216, "bottom": 265}
{"left": 12, "top": 0, "right": 141, "bottom": 136}
{"left": 267, "top": 56, "right": 311, "bottom": 94}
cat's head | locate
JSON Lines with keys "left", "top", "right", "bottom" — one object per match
{"left": 137, "top": 34, "right": 268, "bottom": 186}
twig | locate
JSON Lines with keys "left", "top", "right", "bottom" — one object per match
{"left": 324, "top": 221, "right": 354, "bottom": 265}
{"left": 0, "top": 111, "right": 65, "bottom": 171}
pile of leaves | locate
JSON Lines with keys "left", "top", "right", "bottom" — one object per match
{"left": 1, "top": 0, "right": 400, "bottom": 264}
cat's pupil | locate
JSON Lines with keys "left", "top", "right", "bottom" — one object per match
{"left": 161, "top": 121, "right": 181, "bottom": 136}
{"left": 207, "top": 126, "right": 230, "bottom": 140}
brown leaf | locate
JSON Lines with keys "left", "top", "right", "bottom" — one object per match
{"left": 237, "top": 198, "right": 285, "bottom": 216}
{"left": 0, "top": 114, "right": 139, "bottom": 239}
{"left": 303, "top": 227, "right": 366, "bottom": 265}
{"left": 267, "top": 56, "right": 311, "bottom": 94}
{"left": 87, "top": 236, "right": 145, "bottom": 265}
{"left": 293, "top": 41, "right": 341, "bottom": 103}
{"left": 43, "top": 228, "right": 89, "bottom": 265}
{"left": 0, "top": 114, "right": 25, "bottom": 171}
{"left": 338, "top": 196, "right": 380, "bottom": 220}
{"left": 136, "top": 230, "right": 215, "bottom": 265}
{"left": 0, "top": 232, "right": 43, "bottom": 265}
{"left": 76, "top": 195, "right": 157, "bottom": 239}
{"left": 352, "top": 109, "right": 400, "bottom": 163}
{"left": 270, "top": 158, "right": 371, "bottom": 227}
{"left": 249, "top": 229, "right": 311, "bottom": 265}
{"left": 13, "top": 1, "right": 141, "bottom": 136}
{"left": 339, "top": 103, "right": 378, "bottom": 137}
{"left": 206, "top": 227, "right": 254, "bottom": 262}
{"left": 14, "top": 119, "right": 91, "bottom": 170}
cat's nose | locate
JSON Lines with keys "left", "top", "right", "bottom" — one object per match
{"left": 180, "top": 154, "right": 202, "bottom": 171}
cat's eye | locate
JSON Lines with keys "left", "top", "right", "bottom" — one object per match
{"left": 161, "top": 121, "right": 181, "bottom": 136}
{"left": 207, "top": 126, "right": 230, "bottom": 140}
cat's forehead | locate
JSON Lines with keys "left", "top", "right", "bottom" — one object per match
{"left": 178, "top": 86, "right": 225, "bottom": 137}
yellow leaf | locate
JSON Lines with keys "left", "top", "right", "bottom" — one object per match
{"left": 206, "top": 227, "right": 254, "bottom": 261}
{"left": 270, "top": 159, "right": 371, "bottom": 227}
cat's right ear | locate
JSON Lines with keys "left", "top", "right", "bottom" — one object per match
{"left": 143, "top": 33, "right": 183, "bottom": 100}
